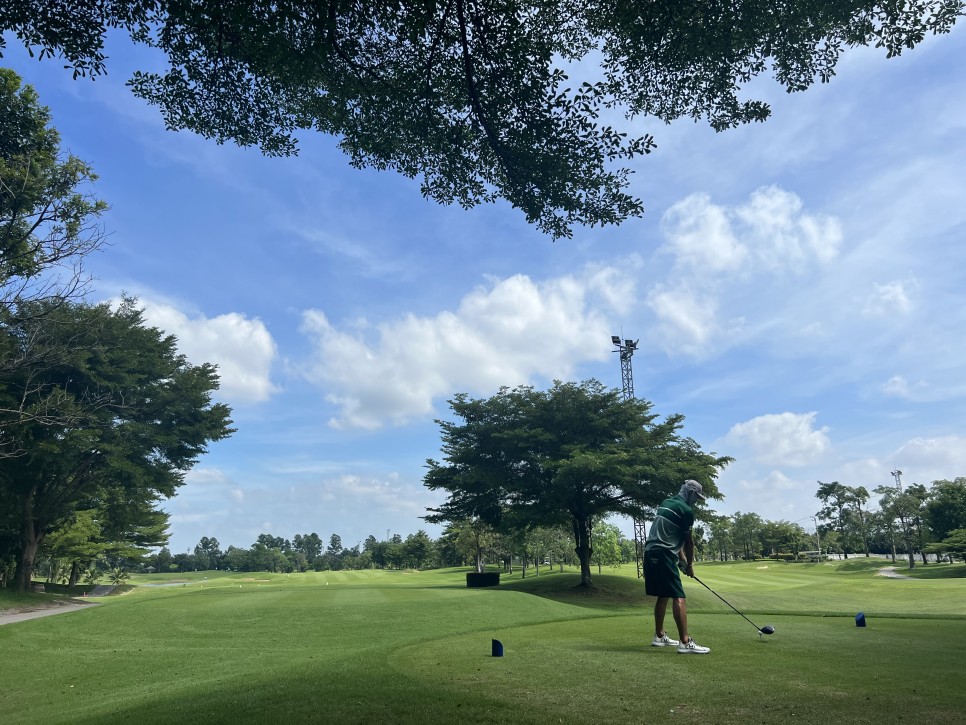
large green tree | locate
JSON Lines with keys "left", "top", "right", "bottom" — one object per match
{"left": 292, "top": 532, "right": 324, "bottom": 568}
{"left": 925, "top": 478, "right": 966, "bottom": 541}
{"left": 424, "top": 379, "right": 730, "bottom": 587}
{"left": 874, "top": 483, "right": 919, "bottom": 569}
{"left": 0, "top": 68, "right": 107, "bottom": 313}
{"left": 590, "top": 519, "right": 623, "bottom": 573}
{"left": 1, "top": 69, "right": 109, "bottom": 457}
{"left": 815, "top": 481, "right": 873, "bottom": 558}
{"left": 2, "top": 2, "right": 961, "bottom": 237}
{"left": 730, "top": 511, "right": 763, "bottom": 560}
{"left": 0, "top": 297, "right": 234, "bottom": 591}
{"left": 706, "top": 514, "right": 733, "bottom": 561}
{"left": 193, "top": 536, "right": 223, "bottom": 570}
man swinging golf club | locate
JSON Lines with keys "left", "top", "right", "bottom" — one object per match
{"left": 644, "top": 479, "right": 711, "bottom": 654}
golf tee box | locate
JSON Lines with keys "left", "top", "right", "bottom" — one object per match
{"left": 492, "top": 639, "right": 504, "bottom": 657}
{"left": 855, "top": 612, "right": 866, "bottom": 627}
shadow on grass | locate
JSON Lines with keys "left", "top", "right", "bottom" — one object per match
{"left": 501, "top": 572, "right": 649, "bottom": 610}
{"left": 898, "top": 564, "right": 966, "bottom": 580}
{"left": 830, "top": 560, "right": 889, "bottom": 572}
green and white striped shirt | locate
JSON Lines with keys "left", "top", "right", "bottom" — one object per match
{"left": 644, "top": 495, "right": 695, "bottom": 556}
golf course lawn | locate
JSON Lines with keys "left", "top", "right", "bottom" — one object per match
{"left": 1, "top": 560, "right": 963, "bottom": 724}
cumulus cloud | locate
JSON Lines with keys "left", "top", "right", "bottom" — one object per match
{"left": 646, "top": 282, "right": 720, "bottom": 356}
{"left": 651, "top": 186, "right": 843, "bottom": 356}
{"left": 735, "top": 186, "right": 842, "bottom": 270}
{"left": 136, "top": 300, "right": 280, "bottom": 403}
{"left": 892, "top": 436, "right": 966, "bottom": 479}
{"left": 661, "top": 186, "right": 842, "bottom": 275}
{"left": 659, "top": 194, "right": 747, "bottom": 273}
{"left": 726, "top": 412, "right": 831, "bottom": 467}
{"left": 299, "top": 264, "right": 636, "bottom": 428}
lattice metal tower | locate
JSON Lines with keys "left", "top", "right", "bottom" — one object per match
{"left": 612, "top": 336, "right": 646, "bottom": 578}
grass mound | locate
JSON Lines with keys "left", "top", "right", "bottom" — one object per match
{"left": 501, "top": 570, "right": 647, "bottom": 609}
{"left": 900, "top": 563, "right": 966, "bottom": 579}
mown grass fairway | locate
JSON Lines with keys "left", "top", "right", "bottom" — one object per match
{"left": 1, "top": 561, "right": 964, "bottom": 724}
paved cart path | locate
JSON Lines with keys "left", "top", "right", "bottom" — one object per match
{"left": 0, "top": 599, "right": 99, "bottom": 625}
{"left": 0, "top": 585, "right": 113, "bottom": 625}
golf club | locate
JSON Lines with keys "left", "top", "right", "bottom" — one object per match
{"left": 691, "top": 573, "right": 775, "bottom": 637}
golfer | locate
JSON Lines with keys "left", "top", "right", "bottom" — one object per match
{"left": 644, "top": 479, "right": 710, "bottom": 654}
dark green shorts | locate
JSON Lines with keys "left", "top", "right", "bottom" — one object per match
{"left": 644, "top": 547, "right": 686, "bottom": 599}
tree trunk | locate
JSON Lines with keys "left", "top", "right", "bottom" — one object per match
{"left": 573, "top": 517, "right": 593, "bottom": 587}
{"left": 13, "top": 489, "right": 45, "bottom": 593}
{"left": 915, "top": 520, "right": 927, "bottom": 564}
{"left": 13, "top": 529, "right": 42, "bottom": 592}
{"left": 69, "top": 560, "right": 81, "bottom": 588}
{"left": 474, "top": 530, "right": 484, "bottom": 574}
{"left": 898, "top": 514, "right": 915, "bottom": 569}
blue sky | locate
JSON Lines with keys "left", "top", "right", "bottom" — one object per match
{"left": 4, "top": 26, "right": 965, "bottom": 555}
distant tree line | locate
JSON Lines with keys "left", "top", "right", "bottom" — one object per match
{"left": 702, "top": 477, "right": 966, "bottom": 566}
{"left": 813, "top": 477, "right": 966, "bottom": 567}
{"left": 140, "top": 519, "right": 638, "bottom": 576}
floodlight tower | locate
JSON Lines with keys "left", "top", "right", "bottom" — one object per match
{"left": 612, "top": 335, "right": 646, "bottom": 578}
{"left": 891, "top": 469, "right": 903, "bottom": 491}
{"left": 612, "top": 336, "right": 638, "bottom": 400}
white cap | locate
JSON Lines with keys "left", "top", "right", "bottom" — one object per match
{"left": 680, "top": 479, "right": 706, "bottom": 501}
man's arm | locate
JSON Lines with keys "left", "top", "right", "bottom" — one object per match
{"left": 681, "top": 531, "right": 695, "bottom": 578}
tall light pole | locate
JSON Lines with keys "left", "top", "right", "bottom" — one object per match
{"left": 891, "top": 469, "right": 903, "bottom": 491}
{"left": 612, "top": 335, "right": 646, "bottom": 578}
{"left": 612, "top": 336, "right": 638, "bottom": 400}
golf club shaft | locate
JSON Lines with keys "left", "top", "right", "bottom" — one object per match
{"left": 691, "top": 574, "right": 764, "bottom": 632}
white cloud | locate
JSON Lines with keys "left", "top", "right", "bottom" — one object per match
{"left": 735, "top": 186, "right": 842, "bottom": 271}
{"left": 299, "top": 265, "right": 635, "bottom": 428}
{"left": 646, "top": 283, "right": 720, "bottom": 356}
{"left": 882, "top": 375, "right": 929, "bottom": 400}
{"left": 863, "top": 280, "right": 916, "bottom": 317}
{"left": 661, "top": 186, "right": 842, "bottom": 276}
{"left": 892, "top": 436, "right": 966, "bottom": 480}
{"left": 136, "top": 300, "right": 280, "bottom": 404}
{"left": 726, "top": 412, "right": 831, "bottom": 467}
{"left": 659, "top": 194, "right": 747, "bottom": 273}
{"left": 184, "top": 468, "right": 232, "bottom": 486}
{"left": 319, "top": 473, "right": 429, "bottom": 518}
{"left": 650, "top": 186, "right": 843, "bottom": 357}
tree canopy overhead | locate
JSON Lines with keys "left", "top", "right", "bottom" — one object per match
{"left": 2, "top": 1, "right": 962, "bottom": 237}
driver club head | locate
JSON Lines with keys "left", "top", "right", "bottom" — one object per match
{"left": 759, "top": 625, "right": 776, "bottom": 636}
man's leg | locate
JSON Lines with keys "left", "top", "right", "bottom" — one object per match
{"left": 672, "top": 597, "right": 689, "bottom": 643}
{"left": 654, "top": 596, "right": 670, "bottom": 636}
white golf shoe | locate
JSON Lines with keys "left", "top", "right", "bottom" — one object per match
{"left": 651, "top": 632, "right": 680, "bottom": 647}
{"left": 677, "top": 637, "right": 711, "bottom": 654}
